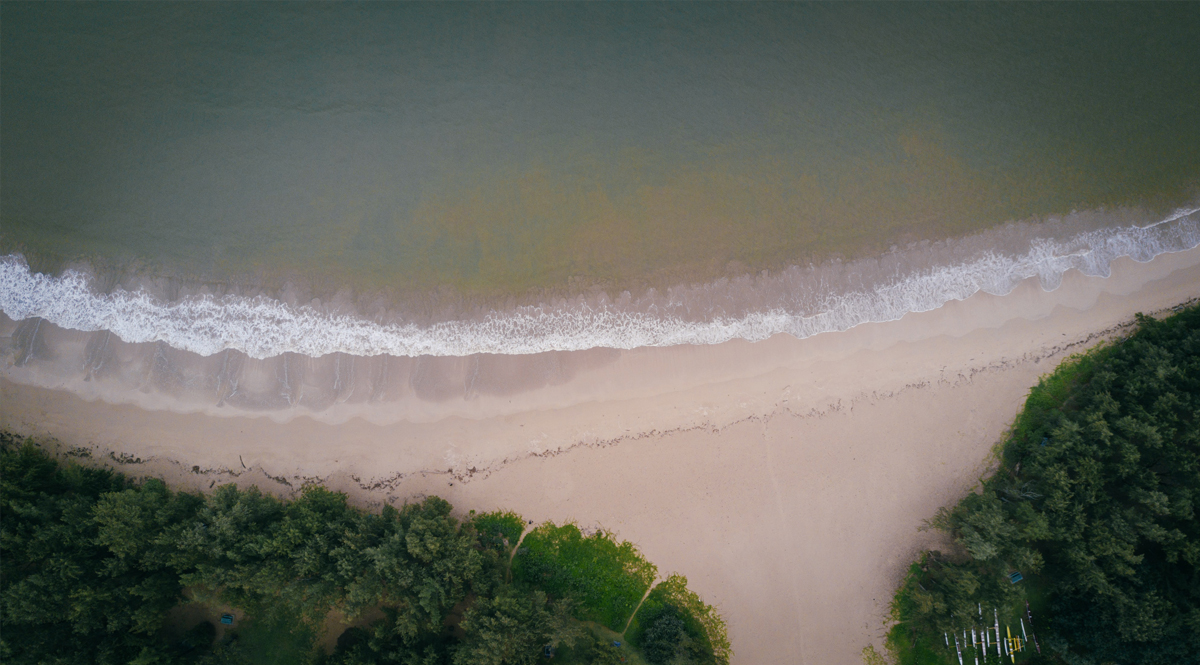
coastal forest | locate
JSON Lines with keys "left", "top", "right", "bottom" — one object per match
{"left": 887, "top": 304, "right": 1200, "bottom": 665}
{"left": 0, "top": 436, "right": 729, "bottom": 665}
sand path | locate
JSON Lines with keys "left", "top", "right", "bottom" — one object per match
{"left": 3, "top": 247, "right": 1199, "bottom": 664}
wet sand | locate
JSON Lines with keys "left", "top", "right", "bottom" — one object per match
{"left": 3, "top": 246, "right": 1199, "bottom": 664}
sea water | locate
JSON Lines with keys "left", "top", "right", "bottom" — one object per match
{"left": 2, "top": 3, "right": 1199, "bottom": 412}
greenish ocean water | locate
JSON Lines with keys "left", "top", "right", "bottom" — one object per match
{"left": 2, "top": 3, "right": 1199, "bottom": 363}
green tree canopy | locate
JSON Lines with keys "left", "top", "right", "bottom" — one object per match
{"left": 1, "top": 435, "right": 726, "bottom": 665}
{"left": 889, "top": 306, "right": 1200, "bottom": 665}
{"left": 512, "top": 523, "right": 657, "bottom": 631}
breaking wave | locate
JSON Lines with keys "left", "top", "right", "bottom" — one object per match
{"left": 3, "top": 208, "right": 1198, "bottom": 359}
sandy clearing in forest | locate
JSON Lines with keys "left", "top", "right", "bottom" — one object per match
{"left": 4, "top": 246, "right": 1200, "bottom": 664}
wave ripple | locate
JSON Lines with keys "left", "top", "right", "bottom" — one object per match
{"left": 3, "top": 209, "right": 1198, "bottom": 359}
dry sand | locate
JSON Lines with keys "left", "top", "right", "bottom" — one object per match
{"left": 4, "top": 246, "right": 1200, "bottom": 664}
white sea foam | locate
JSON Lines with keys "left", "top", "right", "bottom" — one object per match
{"left": 3, "top": 209, "right": 1198, "bottom": 359}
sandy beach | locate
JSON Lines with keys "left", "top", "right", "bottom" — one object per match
{"left": 4, "top": 246, "right": 1200, "bottom": 664}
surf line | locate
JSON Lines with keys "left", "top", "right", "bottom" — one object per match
{"left": 2, "top": 209, "right": 1198, "bottom": 359}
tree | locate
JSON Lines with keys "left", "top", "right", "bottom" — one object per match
{"left": 628, "top": 576, "right": 725, "bottom": 665}
{"left": 1, "top": 436, "right": 725, "bottom": 665}
{"left": 0, "top": 438, "right": 175, "bottom": 664}
{"left": 92, "top": 479, "right": 203, "bottom": 633}
{"left": 453, "top": 586, "right": 581, "bottom": 665}
{"left": 641, "top": 606, "right": 687, "bottom": 664}
{"left": 343, "top": 498, "right": 483, "bottom": 645}
{"left": 888, "top": 306, "right": 1200, "bottom": 664}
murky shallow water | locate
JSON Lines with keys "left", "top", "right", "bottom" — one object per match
{"left": 2, "top": 4, "right": 1198, "bottom": 401}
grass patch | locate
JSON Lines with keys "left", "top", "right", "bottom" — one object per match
{"left": 513, "top": 522, "right": 657, "bottom": 632}
{"left": 227, "top": 604, "right": 320, "bottom": 665}
{"left": 887, "top": 587, "right": 1047, "bottom": 665}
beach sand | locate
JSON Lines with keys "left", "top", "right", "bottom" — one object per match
{"left": 4, "top": 246, "right": 1199, "bottom": 664}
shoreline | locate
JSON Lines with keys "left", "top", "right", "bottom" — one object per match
{"left": 3, "top": 246, "right": 1200, "bottom": 663}
{"left": 3, "top": 205, "right": 1196, "bottom": 364}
